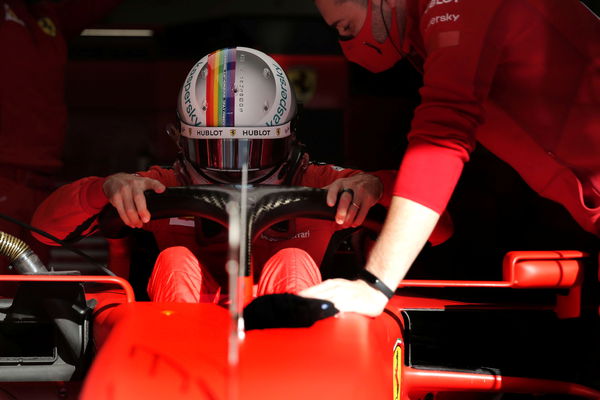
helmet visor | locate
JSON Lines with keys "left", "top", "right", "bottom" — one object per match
{"left": 183, "top": 136, "right": 292, "bottom": 172}
{"left": 181, "top": 120, "right": 293, "bottom": 172}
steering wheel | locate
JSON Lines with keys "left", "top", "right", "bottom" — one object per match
{"left": 98, "top": 184, "right": 386, "bottom": 277}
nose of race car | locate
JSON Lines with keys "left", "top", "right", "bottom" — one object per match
{"left": 80, "top": 301, "right": 402, "bottom": 400}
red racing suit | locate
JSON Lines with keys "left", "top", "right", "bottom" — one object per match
{"left": 0, "top": 0, "right": 122, "bottom": 270}
{"left": 395, "top": 0, "right": 600, "bottom": 235}
{"left": 32, "top": 160, "right": 412, "bottom": 301}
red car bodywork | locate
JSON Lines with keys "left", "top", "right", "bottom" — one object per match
{"left": 2, "top": 250, "right": 596, "bottom": 399}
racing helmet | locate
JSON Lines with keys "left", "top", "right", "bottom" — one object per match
{"left": 177, "top": 47, "right": 297, "bottom": 184}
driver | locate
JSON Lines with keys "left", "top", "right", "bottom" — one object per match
{"left": 31, "top": 47, "right": 449, "bottom": 303}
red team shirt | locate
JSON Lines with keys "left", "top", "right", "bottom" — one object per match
{"left": 0, "top": 1, "right": 122, "bottom": 272}
{"left": 0, "top": 0, "right": 122, "bottom": 173}
{"left": 394, "top": 0, "right": 600, "bottom": 235}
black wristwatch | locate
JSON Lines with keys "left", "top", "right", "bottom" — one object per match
{"left": 357, "top": 269, "right": 395, "bottom": 300}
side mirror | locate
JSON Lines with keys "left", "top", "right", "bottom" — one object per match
{"left": 502, "top": 250, "right": 585, "bottom": 288}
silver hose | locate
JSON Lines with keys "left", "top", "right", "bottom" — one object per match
{"left": 0, "top": 231, "right": 29, "bottom": 261}
{"left": 0, "top": 231, "right": 48, "bottom": 274}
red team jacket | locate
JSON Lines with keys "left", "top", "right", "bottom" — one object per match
{"left": 395, "top": 0, "right": 600, "bottom": 235}
{"left": 32, "top": 163, "right": 404, "bottom": 284}
{"left": 0, "top": 0, "right": 122, "bottom": 174}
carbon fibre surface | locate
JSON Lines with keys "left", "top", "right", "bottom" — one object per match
{"left": 98, "top": 185, "right": 385, "bottom": 277}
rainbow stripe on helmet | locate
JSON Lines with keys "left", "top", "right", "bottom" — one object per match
{"left": 206, "top": 48, "right": 237, "bottom": 127}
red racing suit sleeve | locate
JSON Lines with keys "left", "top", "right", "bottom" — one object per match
{"left": 394, "top": 0, "right": 507, "bottom": 214}
{"left": 31, "top": 166, "right": 177, "bottom": 245}
{"left": 298, "top": 162, "right": 361, "bottom": 188}
{"left": 299, "top": 162, "right": 396, "bottom": 207}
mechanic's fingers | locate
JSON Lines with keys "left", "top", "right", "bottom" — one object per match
{"left": 299, "top": 279, "right": 340, "bottom": 299}
{"left": 300, "top": 279, "right": 387, "bottom": 317}
{"left": 335, "top": 190, "right": 354, "bottom": 224}
{"left": 299, "top": 280, "right": 363, "bottom": 315}
{"left": 325, "top": 181, "right": 343, "bottom": 207}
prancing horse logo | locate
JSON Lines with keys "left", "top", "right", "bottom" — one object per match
{"left": 37, "top": 17, "right": 56, "bottom": 37}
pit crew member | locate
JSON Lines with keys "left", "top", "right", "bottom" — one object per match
{"left": 301, "top": 0, "right": 600, "bottom": 316}
{"left": 0, "top": 0, "right": 123, "bottom": 272}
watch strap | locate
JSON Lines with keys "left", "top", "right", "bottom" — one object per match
{"left": 357, "top": 269, "right": 395, "bottom": 300}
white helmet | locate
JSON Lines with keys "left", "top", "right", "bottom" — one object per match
{"left": 177, "top": 47, "right": 297, "bottom": 184}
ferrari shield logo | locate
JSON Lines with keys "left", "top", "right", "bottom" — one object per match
{"left": 393, "top": 339, "right": 402, "bottom": 400}
{"left": 37, "top": 17, "right": 56, "bottom": 37}
{"left": 287, "top": 67, "right": 317, "bottom": 105}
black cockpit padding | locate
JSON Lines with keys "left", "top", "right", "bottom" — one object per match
{"left": 243, "top": 293, "right": 338, "bottom": 330}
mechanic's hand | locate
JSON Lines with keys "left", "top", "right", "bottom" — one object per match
{"left": 324, "top": 173, "right": 383, "bottom": 227}
{"left": 299, "top": 278, "right": 389, "bottom": 317}
{"left": 102, "top": 173, "right": 166, "bottom": 228}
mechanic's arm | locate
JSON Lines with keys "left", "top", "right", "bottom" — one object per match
{"left": 301, "top": 196, "right": 439, "bottom": 316}
{"left": 301, "top": 0, "right": 508, "bottom": 316}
